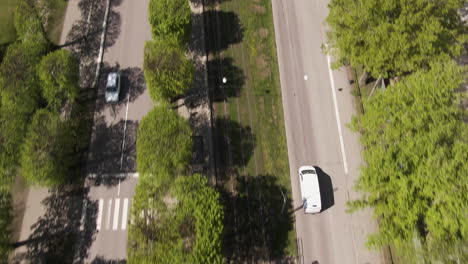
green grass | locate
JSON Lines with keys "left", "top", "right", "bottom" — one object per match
{"left": 0, "top": 0, "right": 17, "bottom": 44}
{"left": 45, "top": 0, "right": 68, "bottom": 44}
{"left": 0, "top": 0, "right": 68, "bottom": 45}
{"left": 214, "top": 0, "right": 296, "bottom": 259}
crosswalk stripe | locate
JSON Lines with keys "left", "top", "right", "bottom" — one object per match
{"left": 106, "top": 199, "right": 112, "bottom": 230}
{"left": 112, "top": 198, "right": 120, "bottom": 230}
{"left": 121, "top": 198, "right": 129, "bottom": 230}
{"left": 97, "top": 199, "right": 104, "bottom": 231}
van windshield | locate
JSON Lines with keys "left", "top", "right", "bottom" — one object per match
{"left": 302, "top": 170, "right": 316, "bottom": 174}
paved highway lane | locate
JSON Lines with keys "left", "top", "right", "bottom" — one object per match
{"left": 271, "top": 0, "right": 383, "bottom": 263}
{"left": 11, "top": 0, "right": 152, "bottom": 263}
{"left": 80, "top": 0, "right": 152, "bottom": 261}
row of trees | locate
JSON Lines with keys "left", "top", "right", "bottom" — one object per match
{"left": 327, "top": 0, "right": 467, "bottom": 262}
{"left": 129, "top": 107, "right": 223, "bottom": 263}
{"left": 144, "top": 0, "right": 193, "bottom": 102}
{"left": 2, "top": 2, "right": 80, "bottom": 187}
{"left": 128, "top": 0, "right": 224, "bottom": 263}
{"left": 326, "top": 0, "right": 467, "bottom": 79}
{"left": 0, "top": 0, "right": 80, "bottom": 260}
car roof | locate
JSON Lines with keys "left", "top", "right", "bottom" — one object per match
{"left": 107, "top": 72, "right": 118, "bottom": 87}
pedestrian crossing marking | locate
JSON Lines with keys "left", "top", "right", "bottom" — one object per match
{"left": 95, "top": 198, "right": 131, "bottom": 232}
{"left": 121, "top": 198, "right": 129, "bottom": 230}
{"left": 112, "top": 198, "right": 120, "bottom": 230}
{"left": 97, "top": 199, "right": 104, "bottom": 230}
{"left": 106, "top": 199, "right": 112, "bottom": 230}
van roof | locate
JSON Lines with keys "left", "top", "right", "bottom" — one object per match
{"left": 299, "top": 166, "right": 321, "bottom": 212}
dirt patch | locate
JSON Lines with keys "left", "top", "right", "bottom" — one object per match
{"left": 257, "top": 28, "right": 269, "bottom": 39}
{"left": 252, "top": 4, "right": 266, "bottom": 14}
{"left": 256, "top": 54, "right": 271, "bottom": 80}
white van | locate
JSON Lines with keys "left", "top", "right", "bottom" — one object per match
{"left": 299, "top": 166, "right": 322, "bottom": 214}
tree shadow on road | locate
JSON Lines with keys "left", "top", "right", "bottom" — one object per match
{"left": 10, "top": 187, "right": 97, "bottom": 264}
{"left": 86, "top": 116, "right": 138, "bottom": 181}
{"left": 221, "top": 174, "right": 294, "bottom": 262}
{"left": 94, "top": 63, "right": 147, "bottom": 114}
{"left": 64, "top": 0, "right": 122, "bottom": 88}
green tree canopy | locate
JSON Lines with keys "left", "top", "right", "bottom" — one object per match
{"left": 0, "top": 41, "right": 49, "bottom": 181}
{"left": 14, "top": 0, "right": 49, "bottom": 45}
{"left": 349, "top": 60, "right": 468, "bottom": 261}
{"left": 20, "top": 109, "right": 76, "bottom": 187}
{"left": 0, "top": 41, "right": 47, "bottom": 115}
{"left": 148, "top": 0, "right": 191, "bottom": 42}
{"left": 136, "top": 104, "right": 192, "bottom": 177}
{"left": 144, "top": 38, "right": 194, "bottom": 102}
{"left": 0, "top": 106, "right": 30, "bottom": 183}
{"left": 174, "top": 174, "right": 224, "bottom": 264}
{"left": 37, "top": 49, "right": 79, "bottom": 111}
{"left": 326, "top": 0, "right": 467, "bottom": 78}
{"left": 128, "top": 174, "right": 224, "bottom": 264}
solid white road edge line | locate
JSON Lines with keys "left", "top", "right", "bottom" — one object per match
{"left": 326, "top": 52, "right": 349, "bottom": 175}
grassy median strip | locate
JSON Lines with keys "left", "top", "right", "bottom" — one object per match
{"left": 0, "top": 0, "right": 17, "bottom": 44}
{"left": 210, "top": 0, "right": 296, "bottom": 260}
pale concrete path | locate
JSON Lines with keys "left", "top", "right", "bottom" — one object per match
{"left": 271, "top": 0, "right": 384, "bottom": 263}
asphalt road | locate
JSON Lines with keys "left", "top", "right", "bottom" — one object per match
{"left": 271, "top": 0, "right": 384, "bottom": 263}
{"left": 69, "top": 0, "right": 152, "bottom": 262}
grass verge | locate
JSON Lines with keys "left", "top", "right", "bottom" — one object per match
{"left": 0, "top": 0, "right": 68, "bottom": 45}
{"left": 208, "top": 0, "right": 296, "bottom": 260}
{"left": 0, "top": 0, "right": 17, "bottom": 44}
{"left": 44, "top": 0, "right": 68, "bottom": 44}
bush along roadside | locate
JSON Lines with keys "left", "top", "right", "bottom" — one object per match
{"left": 127, "top": 0, "right": 224, "bottom": 263}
